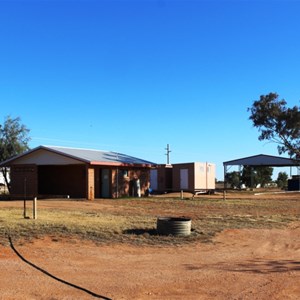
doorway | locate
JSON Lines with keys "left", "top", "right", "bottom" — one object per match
{"left": 100, "top": 169, "right": 110, "bottom": 198}
{"left": 180, "top": 168, "right": 189, "bottom": 190}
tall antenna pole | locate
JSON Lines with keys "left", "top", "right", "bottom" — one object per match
{"left": 165, "top": 144, "right": 171, "bottom": 165}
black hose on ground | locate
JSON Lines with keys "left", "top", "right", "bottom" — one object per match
{"left": 8, "top": 236, "right": 112, "bottom": 300}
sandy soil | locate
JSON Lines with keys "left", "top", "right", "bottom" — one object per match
{"left": 1, "top": 220, "right": 300, "bottom": 300}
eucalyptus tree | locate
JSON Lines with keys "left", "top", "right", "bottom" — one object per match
{"left": 248, "top": 92, "right": 300, "bottom": 158}
{"left": 0, "top": 116, "right": 30, "bottom": 191}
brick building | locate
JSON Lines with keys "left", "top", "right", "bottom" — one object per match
{"left": 0, "top": 146, "right": 155, "bottom": 199}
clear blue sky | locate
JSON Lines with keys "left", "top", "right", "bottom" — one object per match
{"left": 1, "top": 0, "right": 300, "bottom": 180}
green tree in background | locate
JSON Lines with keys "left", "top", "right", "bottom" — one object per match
{"left": 256, "top": 166, "right": 274, "bottom": 187}
{"left": 241, "top": 166, "right": 256, "bottom": 188}
{"left": 225, "top": 171, "right": 241, "bottom": 188}
{"left": 241, "top": 166, "right": 273, "bottom": 188}
{"left": 276, "top": 172, "right": 289, "bottom": 189}
{"left": 0, "top": 116, "right": 30, "bottom": 192}
{"left": 248, "top": 93, "right": 300, "bottom": 158}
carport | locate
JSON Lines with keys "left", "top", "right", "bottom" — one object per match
{"left": 223, "top": 154, "right": 300, "bottom": 189}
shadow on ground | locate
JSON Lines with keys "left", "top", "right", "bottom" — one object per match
{"left": 123, "top": 228, "right": 158, "bottom": 235}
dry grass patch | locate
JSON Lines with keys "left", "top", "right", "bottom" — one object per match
{"left": 1, "top": 194, "right": 300, "bottom": 246}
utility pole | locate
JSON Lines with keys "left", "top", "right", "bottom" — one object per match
{"left": 165, "top": 144, "right": 171, "bottom": 165}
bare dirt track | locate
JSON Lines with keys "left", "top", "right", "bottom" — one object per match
{"left": 1, "top": 193, "right": 300, "bottom": 299}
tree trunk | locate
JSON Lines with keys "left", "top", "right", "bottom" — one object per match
{"left": 1, "top": 167, "right": 11, "bottom": 193}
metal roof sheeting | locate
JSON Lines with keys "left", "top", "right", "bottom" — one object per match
{"left": 0, "top": 145, "right": 156, "bottom": 167}
{"left": 45, "top": 146, "right": 155, "bottom": 166}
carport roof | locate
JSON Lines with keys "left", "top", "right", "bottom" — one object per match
{"left": 0, "top": 145, "right": 156, "bottom": 167}
{"left": 223, "top": 154, "right": 299, "bottom": 167}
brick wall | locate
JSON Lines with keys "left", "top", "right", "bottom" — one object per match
{"left": 10, "top": 163, "right": 151, "bottom": 199}
{"left": 10, "top": 164, "right": 38, "bottom": 197}
{"left": 87, "top": 167, "right": 95, "bottom": 200}
{"left": 112, "top": 168, "right": 150, "bottom": 198}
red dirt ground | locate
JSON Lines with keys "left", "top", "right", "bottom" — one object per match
{"left": 1, "top": 221, "right": 300, "bottom": 299}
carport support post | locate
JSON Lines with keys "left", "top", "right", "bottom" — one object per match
{"left": 223, "top": 165, "right": 227, "bottom": 200}
{"left": 250, "top": 166, "right": 254, "bottom": 190}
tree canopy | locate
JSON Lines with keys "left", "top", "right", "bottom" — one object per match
{"left": 225, "top": 166, "right": 273, "bottom": 189}
{"left": 248, "top": 93, "right": 300, "bottom": 158}
{"left": 276, "top": 171, "right": 289, "bottom": 189}
{"left": 241, "top": 166, "right": 273, "bottom": 188}
{"left": 0, "top": 116, "right": 31, "bottom": 191}
{"left": 225, "top": 171, "right": 240, "bottom": 189}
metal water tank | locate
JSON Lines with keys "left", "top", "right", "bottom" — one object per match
{"left": 157, "top": 217, "right": 191, "bottom": 236}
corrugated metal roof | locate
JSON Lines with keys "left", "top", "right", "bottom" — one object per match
{"left": 0, "top": 145, "right": 156, "bottom": 167}
{"left": 223, "top": 154, "right": 299, "bottom": 167}
{"left": 43, "top": 146, "right": 156, "bottom": 166}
